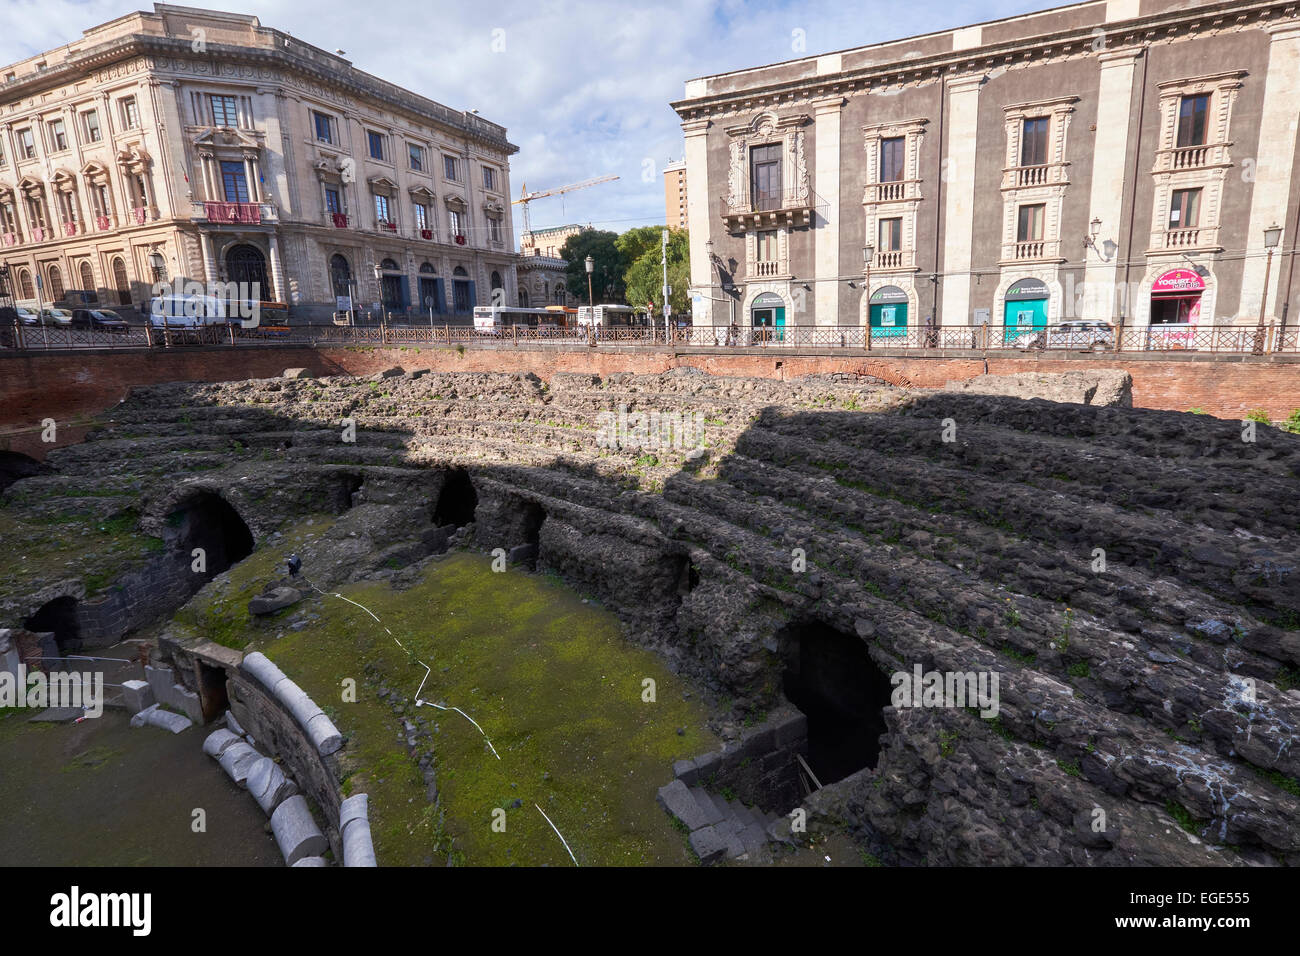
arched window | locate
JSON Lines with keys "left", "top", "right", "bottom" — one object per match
{"left": 111, "top": 256, "right": 130, "bottom": 305}
{"left": 329, "top": 254, "right": 352, "bottom": 299}
{"left": 519, "top": 288, "right": 529, "bottom": 307}
{"left": 18, "top": 268, "right": 34, "bottom": 300}
{"left": 490, "top": 270, "right": 503, "bottom": 290}
{"left": 419, "top": 262, "right": 436, "bottom": 274}
{"left": 453, "top": 266, "right": 468, "bottom": 276}
{"left": 149, "top": 251, "right": 167, "bottom": 283}
{"left": 554, "top": 283, "right": 566, "bottom": 304}
{"left": 48, "top": 264, "right": 64, "bottom": 300}
{"left": 380, "top": 258, "right": 400, "bottom": 272}
{"left": 79, "top": 260, "right": 95, "bottom": 291}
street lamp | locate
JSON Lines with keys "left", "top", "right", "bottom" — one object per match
{"left": 862, "top": 242, "right": 874, "bottom": 349}
{"left": 584, "top": 254, "right": 595, "bottom": 310}
{"left": 1256, "top": 223, "right": 1283, "bottom": 353}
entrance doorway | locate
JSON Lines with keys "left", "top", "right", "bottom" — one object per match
{"left": 225, "top": 244, "right": 269, "bottom": 300}
{"left": 869, "top": 285, "right": 909, "bottom": 340}
{"left": 1002, "top": 278, "right": 1049, "bottom": 342}
{"left": 751, "top": 292, "right": 785, "bottom": 342}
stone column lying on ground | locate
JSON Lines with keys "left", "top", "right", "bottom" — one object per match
{"left": 271, "top": 794, "right": 329, "bottom": 866}
{"left": 339, "top": 793, "right": 377, "bottom": 867}
{"left": 240, "top": 651, "right": 344, "bottom": 755}
{"left": 129, "top": 703, "right": 192, "bottom": 734}
{"left": 246, "top": 755, "right": 299, "bottom": 815}
{"left": 202, "top": 727, "right": 242, "bottom": 758}
{"left": 217, "top": 740, "right": 261, "bottom": 787}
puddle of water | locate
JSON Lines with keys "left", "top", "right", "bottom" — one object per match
{"left": 0, "top": 707, "right": 279, "bottom": 866}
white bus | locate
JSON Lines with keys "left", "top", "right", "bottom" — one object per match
{"left": 575, "top": 304, "right": 646, "bottom": 329}
{"left": 147, "top": 293, "right": 229, "bottom": 328}
{"left": 473, "top": 306, "right": 565, "bottom": 333}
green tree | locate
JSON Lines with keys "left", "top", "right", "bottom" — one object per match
{"left": 623, "top": 228, "right": 691, "bottom": 317}
{"left": 615, "top": 225, "right": 665, "bottom": 268}
{"left": 560, "top": 229, "right": 626, "bottom": 305}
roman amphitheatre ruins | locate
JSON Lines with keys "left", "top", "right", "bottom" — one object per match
{"left": 1, "top": 360, "right": 1298, "bottom": 867}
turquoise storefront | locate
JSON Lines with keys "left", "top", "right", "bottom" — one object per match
{"left": 1002, "top": 278, "right": 1049, "bottom": 341}
{"left": 751, "top": 292, "right": 786, "bottom": 342}
{"left": 869, "top": 286, "right": 909, "bottom": 339}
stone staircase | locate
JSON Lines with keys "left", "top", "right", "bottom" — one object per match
{"left": 656, "top": 778, "right": 788, "bottom": 864}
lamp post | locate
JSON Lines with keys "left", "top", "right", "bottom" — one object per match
{"left": 585, "top": 254, "right": 595, "bottom": 343}
{"left": 862, "top": 242, "right": 874, "bottom": 350}
{"left": 1256, "top": 223, "right": 1282, "bottom": 354}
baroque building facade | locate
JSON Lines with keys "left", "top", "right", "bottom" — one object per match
{"left": 0, "top": 4, "right": 519, "bottom": 322}
{"left": 673, "top": 0, "right": 1300, "bottom": 339}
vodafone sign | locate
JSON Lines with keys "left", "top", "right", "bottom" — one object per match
{"left": 1151, "top": 268, "right": 1205, "bottom": 295}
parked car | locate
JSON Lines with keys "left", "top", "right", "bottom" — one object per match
{"left": 71, "top": 308, "right": 129, "bottom": 332}
{"left": 39, "top": 308, "right": 73, "bottom": 327}
{"left": 15, "top": 306, "right": 41, "bottom": 326}
{"left": 147, "top": 293, "right": 228, "bottom": 329}
{"left": 1046, "top": 321, "right": 1115, "bottom": 350}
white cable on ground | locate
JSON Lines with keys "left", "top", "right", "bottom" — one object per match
{"left": 535, "top": 803, "right": 579, "bottom": 866}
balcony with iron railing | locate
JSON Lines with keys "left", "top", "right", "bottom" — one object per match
{"left": 719, "top": 187, "right": 814, "bottom": 232}
{"left": 191, "top": 201, "right": 278, "bottom": 226}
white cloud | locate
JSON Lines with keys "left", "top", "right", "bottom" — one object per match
{"left": 0, "top": 0, "right": 1046, "bottom": 239}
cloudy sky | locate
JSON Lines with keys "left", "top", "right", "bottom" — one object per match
{"left": 0, "top": 0, "right": 1047, "bottom": 239}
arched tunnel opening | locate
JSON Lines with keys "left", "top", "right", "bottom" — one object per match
{"left": 778, "top": 619, "right": 893, "bottom": 787}
{"left": 433, "top": 468, "right": 478, "bottom": 528}
{"left": 24, "top": 596, "right": 81, "bottom": 655}
{"left": 168, "top": 491, "right": 254, "bottom": 582}
{"left": 521, "top": 501, "right": 546, "bottom": 548}
{"left": 0, "top": 450, "right": 46, "bottom": 492}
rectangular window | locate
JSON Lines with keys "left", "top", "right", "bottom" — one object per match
{"left": 879, "top": 217, "right": 902, "bottom": 252}
{"left": 449, "top": 209, "right": 463, "bottom": 237}
{"left": 17, "top": 128, "right": 34, "bottom": 159}
{"left": 489, "top": 217, "right": 501, "bottom": 242}
{"left": 48, "top": 119, "right": 67, "bottom": 152}
{"left": 367, "top": 130, "right": 386, "bottom": 161}
{"left": 121, "top": 97, "right": 139, "bottom": 130}
{"left": 375, "top": 193, "right": 390, "bottom": 223}
{"left": 1017, "top": 203, "right": 1045, "bottom": 241}
{"left": 1021, "top": 117, "right": 1049, "bottom": 166}
{"left": 210, "top": 94, "right": 238, "bottom": 127}
{"left": 312, "top": 110, "right": 334, "bottom": 144}
{"left": 82, "top": 110, "right": 101, "bottom": 143}
{"left": 324, "top": 187, "right": 341, "bottom": 214}
{"left": 1176, "top": 94, "right": 1210, "bottom": 148}
{"left": 0, "top": 139, "right": 6, "bottom": 167}
{"left": 483, "top": 166, "right": 496, "bottom": 191}
{"left": 414, "top": 203, "right": 428, "bottom": 230}
{"left": 750, "top": 143, "right": 782, "bottom": 211}
{"left": 408, "top": 143, "right": 425, "bottom": 172}
{"left": 1168, "top": 188, "right": 1201, "bottom": 229}
{"left": 444, "top": 155, "right": 459, "bottom": 181}
{"left": 220, "top": 160, "right": 249, "bottom": 203}
{"left": 879, "top": 137, "right": 905, "bottom": 183}
{"left": 756, "top": 230, "right": 778, "bottom": 261}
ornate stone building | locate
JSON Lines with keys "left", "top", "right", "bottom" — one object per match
{"left": 674, "top": 0, "right": 1300, "bottom": 338}
{"left": 516, "top": 224, "right": 589, "bottom": 307}
{"left": 0, "top": 4, "right": 519, "bottom": 321}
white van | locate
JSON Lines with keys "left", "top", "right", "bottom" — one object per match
{"left": 148, "top": 294, "right": 228, "bottom": 329}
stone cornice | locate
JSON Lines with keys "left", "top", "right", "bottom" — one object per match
{"left": 0, "top": 34, "right": 517, "bottom": 156}
{"left": 672, "top": 0, "right": 1300, "bottom": 120}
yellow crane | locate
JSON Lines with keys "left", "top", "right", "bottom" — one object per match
{"left": 513, "top": 175, "right": 619, "bottom": 235}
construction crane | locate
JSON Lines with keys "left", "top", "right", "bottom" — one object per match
{"left": 513, "top": 175, "right": 619, "bottom": 235}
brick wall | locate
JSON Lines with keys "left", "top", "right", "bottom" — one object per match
{"left": 3, "top": 345, "right": 1297, "bottom": 460}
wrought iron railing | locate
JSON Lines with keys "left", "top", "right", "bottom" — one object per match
{"left": 4, "top": 320, "right": 1298, "bottom": 354}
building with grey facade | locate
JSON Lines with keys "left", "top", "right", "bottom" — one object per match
{"left": 673, "top": 0, "right": 1300, "bottom": 342}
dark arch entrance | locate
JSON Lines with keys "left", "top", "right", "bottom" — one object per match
{"left": 329, "top": 253, "right": 352, "bottom": 300}
{"left": 433, "top": 468, "right": 477, "bottom": 528}
{"left": 167, "top": 491, "right": 254, "bottom": 581}
{"left": 24, "top": 596, "right": 80, "bottom": 655}
{"left": 225, "top": 244, "right": 269, "bottom": 299}
{"left": 0, "top": 450, "right": 45, "bottom": 491}
{"left": 778, "top": 619, "right": 893, "bottom": 787}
